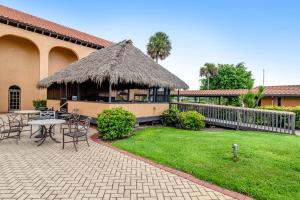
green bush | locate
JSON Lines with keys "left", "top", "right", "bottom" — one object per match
{"left": 259, "top": 106, "right": 300, "bottom": 129}
{"left": 32, "top": 99, "right": 47, "bottom": 110}
{"left": 162, "top": 107, "right": 180, "bottom": 127}
{"left": 97, "top": 107, "right": 136, "bottom": 140}
{"left": 178, "top": 111, "right": 205, "bottom": 130}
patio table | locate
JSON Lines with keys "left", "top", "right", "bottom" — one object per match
{"left": 28, "top": 119, "right": 65, "bottom": 146}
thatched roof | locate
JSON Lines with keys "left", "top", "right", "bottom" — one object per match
{"left": 38, "top": 40, "right": 189, "bottom": 90}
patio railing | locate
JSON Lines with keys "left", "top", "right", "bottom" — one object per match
{"left": 170, "top": 102, "right": 296, "bottom": 134}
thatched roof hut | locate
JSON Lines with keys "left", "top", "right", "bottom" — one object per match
{"left": 38, "top": 40, "right": 188, "bottom": 90}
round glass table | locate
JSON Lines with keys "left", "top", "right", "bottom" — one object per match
{"left": 28, "top": 119, "right": 66, "bottom": 146}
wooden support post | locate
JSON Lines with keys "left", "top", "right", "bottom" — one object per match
{"left": 167, "top": 89, "right": 171, "bottom": 103}
{"left": 148, "top": 88, "right": 151, "bottom": 102}
{"left": 59, "top": 85, "right": 62, "bottom": 99}
{"left": 108, "top": 81, "right": 112, "bottom": 103}
{"left": 127, "top": 89, "right": 130, "bottom": 101}
{"left": 77, "top": 84, "right": 80, "bottom": 100}
{"left": 154, "top": 88, "right": 158, "bottom": 102}
{"left": 163, "top": 88, "right": 167, "bottom": 102}
{"left": 177, "top": 89, "right": 180, "bottom": 102}
{"left": 65, "top": 83, "right": 68, "bottom": 100}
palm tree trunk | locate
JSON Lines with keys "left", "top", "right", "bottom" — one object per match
{"left": 207, "top": 78, "right": 210, "bottom": 90}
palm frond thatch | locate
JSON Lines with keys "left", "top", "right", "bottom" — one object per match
{"left": 37, "top": 40, "right": 188, "bottom": 90}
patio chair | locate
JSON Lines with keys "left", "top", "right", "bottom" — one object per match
{"left": 0, "top": 116, "right": 21, "bottom": 144}
{"left": 59, "top": 109, "right": 80, "bottom": 133}
{"left": 62, "top": 117, "right": 91, "bottom": 151}
{"left": 39, "top": 111, "right": 56, "bottom": 119}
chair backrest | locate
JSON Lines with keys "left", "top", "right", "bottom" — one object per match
{"left": 68, "top": 109, "right": 80, "bottom": 122}
{"left": 40, "top": 111, "right": 56, "bottom": 119}
{"left": 0, "top": 117, "right": 6, "bottom": 132}
{"left": 79, "top": 117, "right": 91, "bottom": 133}
{"left": 7, "top": 113, "right": 20, "bottom": 125}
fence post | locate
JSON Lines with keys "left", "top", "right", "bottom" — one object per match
{"left": 236, "top": 109, "right": 240, "bottom": 130}
{"left": 291, "top": 113, "right": 296, "bottom": 134}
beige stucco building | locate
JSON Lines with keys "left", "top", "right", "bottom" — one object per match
{"left": 0, "top": 5, "right": 112, "bottom": 112}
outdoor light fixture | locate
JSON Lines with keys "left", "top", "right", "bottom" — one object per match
{"left": 232, "top": 144, "right": 238, "bottom": 160}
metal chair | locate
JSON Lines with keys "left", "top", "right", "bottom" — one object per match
{"left": 0, "top": 116, "right": 21, "bottom": 143}
{"left": 60, "top": 109, "right": 80, "bottom": 133}
{"left": 39, "top": 111, "right": 56, "bottom": 119}
{"left": 62, "top": 117, "right": 91, "bottom": 151}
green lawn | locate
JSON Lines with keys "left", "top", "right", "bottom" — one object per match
{"left": 112, "top": 127, "right": 300, "bottom": 200}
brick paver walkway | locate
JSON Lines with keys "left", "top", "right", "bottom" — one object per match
{"left": 0, "top": 121, "right": 233, "bottom": 200}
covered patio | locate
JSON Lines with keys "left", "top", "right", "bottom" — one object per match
{"left": 38, "top": 40, "right": 188, "bottom": 120}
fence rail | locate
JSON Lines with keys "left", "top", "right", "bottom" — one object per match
{"left": 170, "top": 102, "right": 296, "bottom": 134}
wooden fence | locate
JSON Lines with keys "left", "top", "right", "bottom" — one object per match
{"left": 170, "top": 102, "right": 296, "bottom": 134}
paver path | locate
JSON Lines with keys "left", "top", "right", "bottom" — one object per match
{"left": 0, "top": 124, "right": 233, "bottom": 200}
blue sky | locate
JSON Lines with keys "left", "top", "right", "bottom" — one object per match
{"left": 1, "top": 0, "right": 299, "bottom": 89}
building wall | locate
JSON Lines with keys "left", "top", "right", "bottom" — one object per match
{"left": 0, "top": 23, "right": 97, "bottom": 112}
{"left": 0, "top": 35, "right": 39, "bottom": 111}
{"left": 48, "top": 47, "right": 78, "bottom": 76}
{"left": 261, "top": 97, "right": 300, "bottom": 107}
{"left": 282, "top": 97, "right": 300, "bottom": 107}
{"left": 67, "top": 101, "right": 169, "bottom": 118}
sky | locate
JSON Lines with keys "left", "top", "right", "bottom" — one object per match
{"left": 1, "top": 0, "right": 299, "bottom": 89}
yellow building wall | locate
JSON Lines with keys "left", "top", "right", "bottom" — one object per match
{"left": 48, "top": 47, "right": 78, "bottom": 76}
{"left": 0, "top": 23, "right": 97, "bottom": 112}
{"left": 0, "top": 35, "right": 40, "bottom": 111}
{"left": 282, "top": 97, "right": 300, "bottom": 107}
{"left": 67, "top": 101, "right": 169, "bottom": 118}
{"left": 261, "top": 97, "right": 300, "bottom": 107}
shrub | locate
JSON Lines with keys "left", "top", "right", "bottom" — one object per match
{"left": 178, "top": 111, "right": 205, "bottom": 130}
{"left": 259, "top": 106, "right": 300, "bottom": 129}
{"left": 97, "top": 107, "right": 136, "bottom": 140}
{"left": 32, "top": 99, "right": 47, "bottom": 110}
{"left": 162, "top": 107, "right": 180, "bottom": 127}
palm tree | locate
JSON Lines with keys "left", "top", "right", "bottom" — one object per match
{"left": 200, "top": 63, "right": 218, "bottom": 90}
{"left": 147, "top": 32, "right": 172, "bottom": 63}
{"left": 240, "top": 86, "right": 265, "bottom": 108}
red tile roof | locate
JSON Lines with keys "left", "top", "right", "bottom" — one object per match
{"left": 171, "top": 89, "right": 248, "bottom": 96}
{"left": 261, "top": 85, "right": 300, "bottom": 96}
{"left": 0, "top": 5, "right": 112, "bottom": 48}
{"left": 171, "top": 85, "right": 300, "bottom": 97}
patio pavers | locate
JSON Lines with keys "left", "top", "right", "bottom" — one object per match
{"left": 0, "top": 123, "right": 233, "bottom": 200}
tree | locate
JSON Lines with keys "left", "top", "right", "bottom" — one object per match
{"left": 240, "top": 86, "right": 265, "bottom": 108}
{"left": 147, "top": 32, "right": 172, "bottom": 62}
{"left": 200, "top": 62, "right": 254, "bottom": 90}
{"left": 199, "top": 63, "right": 218, "bottom": 90}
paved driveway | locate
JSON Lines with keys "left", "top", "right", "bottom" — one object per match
{"left": 0, "top": 117, "right": 233, "bottom": 200}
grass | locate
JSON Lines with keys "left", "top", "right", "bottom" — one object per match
{"left": 112, "top": 127, "right": 300, "bottom": 200}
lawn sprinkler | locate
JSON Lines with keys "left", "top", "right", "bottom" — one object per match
{"left": 232, "top": 144, "right": 238, "bottom": 160}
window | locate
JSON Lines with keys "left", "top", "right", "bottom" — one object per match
{"left": 8, "top": 85, "right": 21, "bottom": 110}
{"left": 278, "top": 97, "right": 282, "bottom": 107}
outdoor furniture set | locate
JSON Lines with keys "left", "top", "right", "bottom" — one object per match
{"left": 0, "top": 109, "right": 90, "bottom": 151}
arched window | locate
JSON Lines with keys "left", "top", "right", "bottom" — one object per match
{"left": 8, "top": 85, "right": 21, "bottom": 110}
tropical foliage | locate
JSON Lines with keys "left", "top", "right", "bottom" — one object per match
{"left": 97, "top": 107, "right": 136, "bottom": 140}
{"left": 178, "top": 111, "right": 205, "bottom": 130}
{"left": 161, "top": 107, "right": 180, "bottom": 127}
{"left": 200, "top": 63, "right": 254, "bottom": 90}
{"left": 240, "top": 86, "right": 264, "bottom": 108}
{"left": 147, "top": 32, "right": 172, "bottom": 62}
{"left": 32, "top": 99, "right": 47, "bottom": 110}
{"left": 199, "top": 63, "right": 218, "bottom": 90}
